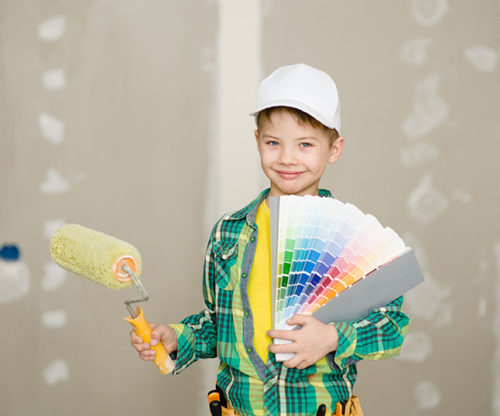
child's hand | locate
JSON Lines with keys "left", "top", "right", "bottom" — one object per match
{"left": 130, "top": 323, "right": 178, "bottom": 361}
{"left": 267, "top": 314, "right": 338, "bottom": 369}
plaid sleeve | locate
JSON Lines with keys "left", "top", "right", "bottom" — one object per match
{"left": 329, "top": 296, "right": 410, "bottom": 370}
{"left": 168, "top": 234, "right": 218, "bottom": 374}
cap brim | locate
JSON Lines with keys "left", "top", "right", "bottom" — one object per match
{"left": 249, "top": 99, "right": 338, "bottom": 131}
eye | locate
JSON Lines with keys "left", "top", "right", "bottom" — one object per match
{"left": 300, "top": 142, "right": 313, "bottom": 148}
{"left": 266, "top": 140, "right": 279, "bottom": 146}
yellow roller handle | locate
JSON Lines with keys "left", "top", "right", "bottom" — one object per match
{"left": 124, "top": 306, "right": 176, "bottom": 374}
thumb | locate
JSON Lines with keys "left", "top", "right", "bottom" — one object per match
{"left": 287, "top": 313, "right": 310, "bottom": 326}
{"left": 150, "top": 330, "right": 160, "bottom": 346}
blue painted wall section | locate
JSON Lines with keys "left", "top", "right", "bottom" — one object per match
{"left": 0, "top": 244, "right": 20, "bottom": 261}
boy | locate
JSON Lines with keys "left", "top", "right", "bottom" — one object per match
{"left": 131, "top": 63, "right": 409, "bottom": 416}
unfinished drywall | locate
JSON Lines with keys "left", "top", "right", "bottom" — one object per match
{"left": 1, "top": 1, "right": 499, "bottom": 415}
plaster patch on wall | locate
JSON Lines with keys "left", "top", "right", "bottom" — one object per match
{"left": 44, "top": 219, "right": 66, "bottom": 240}
{"left": 408, "top": 174, "right": 449, "bottom": 225}
{"left": 39, "top": 113, "right": 64, "bottom": 145}
{"left": 400, "top": 141, "right": 439, "bottom": 167}
{"left": 0, "top": 260, "right": 30, "bottom": 304}
{"left": 404, "top": 272, "right": 452, "bottom": 321}
{"left": 38, "top": 16, "right": 66, "bottom": 42}
{"left": 397, "top": 331, "right": 432, "bottom": 362}
{"left": 403, "top": 74, "right": 449, "bottom": 140}
{"left": 42, "top": 309, "right": 67, "bottom": 328}
{"left": 400, "top": 38, "right": 432, "bottom": 66}
{"left": 42, "top": 68, "right": 66, "bottom": 90}
{"left": 414, "top": 380, "right": 441, "bottom": 409}
{"left": 39, "top": 168, "right": 70, "bottom": 195}
{"left": 465, "top": 45, "right": 498, "bottom": 73}
{"left": 411, "top": 0, "right": 449, "bottom": 27}
{"left": 43, "top": 359, "right": 69, "bottom": 385}
{"left": 42, "top": 262, "right": 67, "bottom": 292}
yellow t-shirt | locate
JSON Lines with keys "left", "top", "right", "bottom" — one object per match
{"left": 248, "top": 200, "right": 272, "bottom": 363}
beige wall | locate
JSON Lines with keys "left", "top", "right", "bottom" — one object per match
{"left": 1, "top": 1, "right": 499, "bottom": 415}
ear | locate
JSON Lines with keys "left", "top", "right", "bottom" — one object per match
{"left": 254, "top": 129, "right": 261, "bottom": 152}
{"left": 328, "top": 136, "right": 344, "bottom": 164}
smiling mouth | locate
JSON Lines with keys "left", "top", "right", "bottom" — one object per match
{"left": 276, "top": 170, "right": 304, "bottom": 179}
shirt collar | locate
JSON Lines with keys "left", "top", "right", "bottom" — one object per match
{"left": 225, "top": 188, "right": 333, "bottom": 225}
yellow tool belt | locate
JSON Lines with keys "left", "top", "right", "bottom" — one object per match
{"left": 213, "top": 396, "right": 363, "bottom": 416}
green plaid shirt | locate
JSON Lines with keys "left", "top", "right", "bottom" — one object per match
{"left": 169, "top": 189, "right": 409, "bottom": 416}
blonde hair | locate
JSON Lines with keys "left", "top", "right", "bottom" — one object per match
{"left": 256, "top": 106, "right": 340, "bottom": 146}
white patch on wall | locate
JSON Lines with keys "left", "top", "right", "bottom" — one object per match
{"left": 43, "top": 359, "right": 69, "bottom": 385}
{"left": 38, "top": 15, "right": 66, "bottom": 42}
{"left": 44, "top": 219, "right": 66, "bottom": 240}
{"left": 42, "top": 262, "right": 67, "bottom": 292}
{"left": 42, "top": 68, "right": 66, "bottom": 90}
{"left": 414, "top": 380, "right": 441, "bottom": 409}
{"left": 411, "top": 0, "right": 449, "bottom": 27}
{"left": 400, "top": 141, "right": 439, "bottom": 167}
{"left": 400, "top": 38, "right": 432, "bottom": 66}
{"left": 408, "top": 174, "right": 449, "bottom": 225}
{"left": 403, "top": 74, "right": 449, "bottom": 140}
{"left": 39, "top": 168, "right": 70, "bottom": 195}
{"left": 42, "top": 309, "right": 68, "bottom": 328}
{"left": 405, "top": 272, "right": 452, "bottom": 322}
{"left": 0, "top": 260, "right": 30, "bottom": 304}
{"left": 493, "top": 243, "right": 500, "bottom": 415}
{"left": 465, "top": 45, "right": 498, "bottom": 73}
{"left": 39, "top": 113, "right": 64, "bottom": 145}
{"left": 397, "top": 331, "right": 432, "bottom": 362}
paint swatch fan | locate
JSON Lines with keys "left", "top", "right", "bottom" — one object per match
{"left": 269, "top": 195, "right": 424, "bottom": 361}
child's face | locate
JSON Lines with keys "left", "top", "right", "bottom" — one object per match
{"left": 255, "top": 110, "right": 343, "bottom": 197}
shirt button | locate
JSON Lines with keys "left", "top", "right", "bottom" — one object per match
{"left": 250, "top": 236, "right": 255, "bottom": 243}
{"left": 242, "top": 272, "right": 247, "bottom": 278}
{"left": 246, "top": 347, "right": 253, "bottom": 354}
{"left": 244, "top": 311, "right": 249, "bottom": 317}
{"left": 266, "top": 380, "right": 273, "bottom": 388}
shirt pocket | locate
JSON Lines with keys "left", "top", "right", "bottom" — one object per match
{"left": 212, "top": 240, "right": 239, "bottom": 290}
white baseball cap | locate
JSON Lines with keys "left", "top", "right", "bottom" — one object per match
{"left": 250, "top": 63, "right": 341, "bottom": 133}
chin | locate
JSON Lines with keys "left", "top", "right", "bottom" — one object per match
{"left": 275, "top": 184, "right": 314, "bottom": 196}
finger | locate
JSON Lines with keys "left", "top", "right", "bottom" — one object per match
{"left": 268, "top": 341, "right": 297, "bottom": 355}
{"left": 283, "top": 355, "right": 303, "bottom": 369}
{"left": 130, "top": 335, "right": 148, "bottom": 351}
{"left": 286, "top": 314, "right": 311, "bottom": 326}
{"left": 130, "top": 330, "right": 143, "bottom": 344}
{"left": 295, "top": 359, "right": 312, "bottom": 370}
{"left": 150, "top": 330, "right": 161, "bottom": 346}
{"left": 131, "top": 339, "right": 151, "bottom": 353}
{"left": 267, "top": 329, "right": 298, "bottom": 341}
{"left": 139, "top": 350, "right": 156, "bottom": 361}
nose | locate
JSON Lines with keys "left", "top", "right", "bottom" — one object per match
{"left": 278, "top": 145, "right": 298, "bottom": 165}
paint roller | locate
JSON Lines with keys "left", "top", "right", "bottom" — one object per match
{"left": 50, "top": 223, "right": 175, "bottom": 374}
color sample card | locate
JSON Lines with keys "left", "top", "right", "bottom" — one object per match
{"left": 269, "top": 196, "right": 424, "bottom": 362}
